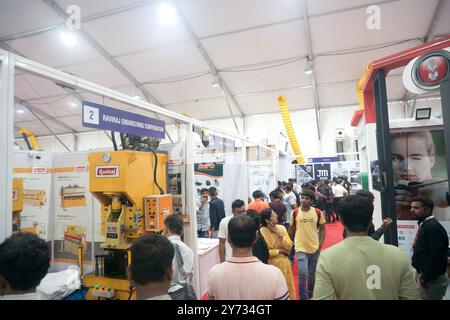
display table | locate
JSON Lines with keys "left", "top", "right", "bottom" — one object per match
{"left": 197, "top": 238, "right": 220, "bottom": 298}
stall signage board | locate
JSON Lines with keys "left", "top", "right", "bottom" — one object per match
{"left": 308, "top": 156, "right": 340, "bottom": 163}
{"left": 82, "top": 101, "right": 165, "bottom": 139}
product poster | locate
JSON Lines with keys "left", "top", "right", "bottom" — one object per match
{"left": 313, "top": 163, "right": 331, "bottom": 180}
{"left": 194, "top": 162, "right": 224, "bottom": 197}
{"left": 12, "top": 152, "right": 53, "bottom": 241}
{"left": 248, "top": 161, "right": 275, "bottom": 197}
{"left": 52, "top": 153, "right": 96, "bottom": 262}
{"left": 53, "top": 165, "right": 91, "bottom": 260}
{"left": 391, "top": 130, "right": 450, "bottom": 221}
{"left": 389, "top": 129, "right": 450, "bottom": 260}
{"left": 295, "top": 164, "right": 314, "bottom": 185}
{"left": 397, "top": 220, "right": 419, "bottom": 262}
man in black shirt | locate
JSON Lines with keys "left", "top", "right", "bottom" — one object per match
{"left": 410, "top": 197, "right": 449, "bottom": 300}
{"left": 209, "top": 187, "right": 226, "bottom": 238}
{"left": 269, "top": 190, "right": 287, "bottom": 226}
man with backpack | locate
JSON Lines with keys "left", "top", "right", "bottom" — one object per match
{"left": 288, "top": 190, "right": 326, "bottom": 300}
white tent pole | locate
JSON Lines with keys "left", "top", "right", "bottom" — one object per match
{"left": 0, "top": 52, "right": 15, "bottom": 242}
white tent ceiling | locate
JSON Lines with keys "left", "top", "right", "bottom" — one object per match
{"left": 1, "top": 0, "right": 449, "bottom": 138}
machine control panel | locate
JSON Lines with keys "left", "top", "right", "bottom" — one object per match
{"left": 92, "top": 285, "right": 115, "bottom": 299}
{"left": 144, "top": 195, "right": 173, "bottom": 232}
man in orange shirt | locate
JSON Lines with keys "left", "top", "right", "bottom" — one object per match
{"left": 248, "top": 190, "right": 270, "bottom": 213}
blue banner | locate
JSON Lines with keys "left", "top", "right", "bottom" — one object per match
{"left": 82, "top": 101, "right": 165, "bottom": 139}
{"left": 308, "top": 156, "right": 340, "bottom": 163}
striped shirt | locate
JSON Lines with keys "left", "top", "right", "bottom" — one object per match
{"left": 207, "top": 256, "right": 289, "bottom": 300}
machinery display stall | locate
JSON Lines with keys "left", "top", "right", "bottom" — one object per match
{"left": 0, "top": 49, "right": 275, "bottom": 300}
{"left": 351, "top": 36, "right": 450, "bottom": 259}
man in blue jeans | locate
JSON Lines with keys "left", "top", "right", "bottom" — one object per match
{"left": 288, "top": 190, "right": 326, "bottom": 300}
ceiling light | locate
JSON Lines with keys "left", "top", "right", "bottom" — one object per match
{"left": 60, "top": 31, "right": 76, "bottom": 46}
{"left": 17, "top": 109, "right": 25, "bottom": 114}
{"left": 134, "top": 95, "right": 141, "bottom": 100}
{"left": 305, "top": 58, "right": 314, "bottom": 76}
{"left": 211, "top": 77, "right": 220, "bottom": 88}
{"left": 304, "top": 66, "right": 313, "bottom": 75}
{"left": 69, "top": 102, "right": 77, "bottom": 107}
{"left": 159, "top": 2, "right": 177, "bottom": 25}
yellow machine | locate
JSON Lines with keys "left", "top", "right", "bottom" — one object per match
{"left": 23, "top": 189, "right": 46, "bottom": 207}
{"left": 82, "top": 150, "right": 173, "bottom": 300}
{"left": 64, "top": 225, "right": 86, "bottom": 255}
{"left": 12, "top": 178, "right": 23, "bottom": 232}
{"left": 61, "top": 185, "right": 86, "bottom": 208}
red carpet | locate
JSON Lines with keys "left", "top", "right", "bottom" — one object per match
{"left": 201, "top": 221, "right": 344, "bottom": 300}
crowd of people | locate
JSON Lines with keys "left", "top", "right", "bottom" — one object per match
{"left": 0, "top": 178, "right": 448, "bottom": 301}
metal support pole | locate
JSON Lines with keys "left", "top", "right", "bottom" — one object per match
{"left": 374, "top": 69, "right": 398, "bottom": 246}
{"left": 0, "top": 52, "right": 15, "bottom": 241}
{"left": 241, "top": 139, "right": 249, "bottom": 207}
{"left": 184, "top": 123, "right": 200, "bottom": 298}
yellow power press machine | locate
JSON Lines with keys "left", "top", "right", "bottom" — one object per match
{"left": 81, "top": 149, "right": 173, "bottom": 300}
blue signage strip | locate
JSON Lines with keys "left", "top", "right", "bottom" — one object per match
{"left": 82, "top": 101, "right": 165, "bottom": 139}
{"left": 308, "top": 156, "right": 341, "bottom": 163}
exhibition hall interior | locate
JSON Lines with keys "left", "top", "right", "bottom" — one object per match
{"left": 0, "top": 0, "right": 449, "bottom": 302}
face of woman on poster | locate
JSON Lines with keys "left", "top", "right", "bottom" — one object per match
{"left": 391, "top": 133, "right": 436, "bottom": 183}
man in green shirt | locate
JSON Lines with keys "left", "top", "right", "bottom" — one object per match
{"left": 313, "top": 195, "right": 420, "bottom": 300}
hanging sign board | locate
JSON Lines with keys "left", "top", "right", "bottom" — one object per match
{"left": 308, "top": 156, "right": 340, "bottom": 163}
{"left": 82, "top": 101, "right": 165, "bottom": 139}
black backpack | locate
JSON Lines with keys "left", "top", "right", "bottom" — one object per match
{"left": 293, "top": 190, "right": 301, "bottom": 207}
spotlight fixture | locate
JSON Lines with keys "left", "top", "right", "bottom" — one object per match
{"left": 305, "top": 58, "right": 314, "bottom": 75}
{"left": 304, "top": 65, "right": 313, "bottom": 75}
{"left": 17, "top": 109, "right": 25, "bottom": 114}
{"left": 69, "top": 102, "right": 78, "bottom": 107}
{"left": 211, "top": 76, "right": 220, "bottom": 88}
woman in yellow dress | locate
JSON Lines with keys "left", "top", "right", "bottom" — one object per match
{"left": 260, "top": 208, "right": 296, "bottom": 300}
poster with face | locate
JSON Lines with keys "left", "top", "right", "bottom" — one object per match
{"left": 391, "top": 130, "right": 450, "bottom": 221}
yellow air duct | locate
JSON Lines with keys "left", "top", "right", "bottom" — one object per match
{"left": 19, "top": 128, "right": 40, "bottom": 151}
{"left": 356, "top": 63, "right": 371, "bottom": 109}
{"left": 277, "top": 96, "right": 305, "bottom": 164}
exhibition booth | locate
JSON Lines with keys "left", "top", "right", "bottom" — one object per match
{"left": 0, "top": 49, "right": 277, "bottom": 299}
{"left": 351, "top": 36, "right": 450, "bottom": 260}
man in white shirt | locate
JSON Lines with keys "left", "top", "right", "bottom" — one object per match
{"left": 130, "top": 234, "right": 174, "bottom": 300}
{"left": 0, "top": 232, "right": 50, "bottom": 300}
{"left": 332, "top": 179, "right": 348, "bottom": 220}
{"left": 162, "top": 214, "right": 194, "bottom": 298}
{"left": 283, "top": 184, "right": 298, "bottom": 229}
{"left": 218, "top": 199, "right": 246, "bottom": 263}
